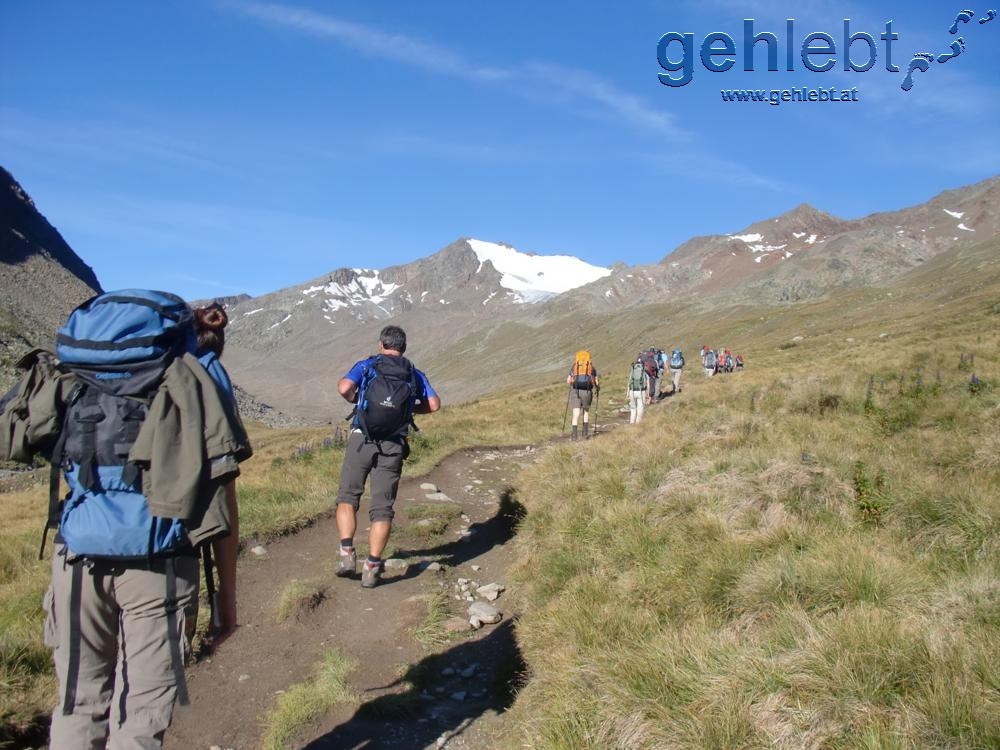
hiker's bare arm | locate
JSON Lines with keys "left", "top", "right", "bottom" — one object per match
{"left": 210, "top": 481, "right": 239, "bottom": 647}
{"left": 415, "top": 395, "right": 441, "bottom": 414}
{"left": 338, "top": 377, "right": 359, "bottom": 403}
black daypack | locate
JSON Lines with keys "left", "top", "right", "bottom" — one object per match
{"left": 356, "top": 355, "right": 418, "bottom": 441}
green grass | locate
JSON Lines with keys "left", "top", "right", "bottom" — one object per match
{"left": 412, "top": 589, "right": 454, "bottom": 646}
{"left": 259, "top": 649, "right": 356, "bottom": 750}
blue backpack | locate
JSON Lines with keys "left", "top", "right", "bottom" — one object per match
{"left": 670, "top": 349, "right": 685, "bottom": 368}
{"left": 48, "top": 290, "right": 199, "bottom": 561}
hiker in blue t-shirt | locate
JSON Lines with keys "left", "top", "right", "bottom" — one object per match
{"left": 334, "top": 325, "right": 440, "bottom": 588}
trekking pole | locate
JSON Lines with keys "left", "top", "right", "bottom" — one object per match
{"left": 561, "top": 385, "right": 571, "bottom": 433}
{"left": 593, "top": 387, "right": 600, "bottom": 435}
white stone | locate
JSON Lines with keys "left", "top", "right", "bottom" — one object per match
{"left": 425, "top": 492, "right": 453, "bottom": 502}
{"left": 420, "top": 482, "right": 438, "bottom": 491}
{"left": 384, "top": 558, "right": 407, "bottom": 570}
{"left": 250, "top": 545, "right": 268, "bottom": 557}
{"left": 467, "top": 601, "right": 501, "bottom": 624}
{"left": 476, "top": 583, "right": 505, "bottom": 598}
{"left": 470, "top": 565, "right": 481, "bottom": 572}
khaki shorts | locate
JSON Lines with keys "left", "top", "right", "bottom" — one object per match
{"left": 570, "top": 387, "right": 594, "bottom": 409}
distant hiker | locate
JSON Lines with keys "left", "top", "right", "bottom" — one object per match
{"left": 703, "top": 347, "right": 718, "bottom": 377}
{"left": 567, "top": 349, "right": 599, "bottom": 440}
{"left": 335, "top": 325, "right": 440, "bottom": 588}
{"left": 639, "top": 348, "right": 659, "bottom": 404}
{"left": 0, "top": 291, "right": 251, "bottom": 749}
{"left": 626, "top": 357, "right": 647, "bottom": 423}
{"left": 668, "top": 347, "right": 685, "bottom": 394}
{"left": 735, "top": 353, "right": 745, "bottom": 370}
{"left": 724, "top": 350, "right": 734, "bottom": 373}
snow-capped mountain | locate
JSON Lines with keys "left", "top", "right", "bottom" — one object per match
{"left": 220, "top": 238, "right": 611, "bottom": 415}
{"left": 225, "top": 238, "right": 609, "bottom": 345}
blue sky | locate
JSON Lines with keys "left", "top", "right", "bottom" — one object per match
{"left": 2, "top": 1, "right": 998, "bottom": 301}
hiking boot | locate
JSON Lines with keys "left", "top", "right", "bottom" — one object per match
{"left": 336, "top": 547, "right": 357, "bottom": 578}
{"left": 361, "top": 560, "right": 382, "bottom": 589}
{"left": 571, "top": 425, "right": 578, "bottom": 441}
{"left": 583, "top": 423, "right": 590, "bottom": 440}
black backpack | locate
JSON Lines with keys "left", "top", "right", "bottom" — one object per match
{"left": 355, "top": 355, "right": 418, "bottom": 441}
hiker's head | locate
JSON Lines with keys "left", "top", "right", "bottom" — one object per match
{"left": 194, "top": 302, "right": 228, "bottom": 356}
{"left": 379, "top": 325, "right": 407, "bottom": 354}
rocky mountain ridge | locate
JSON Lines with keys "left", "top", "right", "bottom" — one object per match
{"left": 0, "top": 166, "right": 102, "bottom": 387}
{"left": 561, "top": 174, "right": 1000, "bottom": 310}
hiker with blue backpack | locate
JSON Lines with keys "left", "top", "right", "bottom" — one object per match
{"left": 0, "top": 291, "right": 252, "bottom": 749}
{"left": 335, "top": 325, "right": 440, "bottom": 588}
{"left": 702, "top": 345, "right": 717, "bottom": 377}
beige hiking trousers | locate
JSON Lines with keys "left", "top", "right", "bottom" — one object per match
{"left": 44, "top": 544, "right": 199, "bottom": 750}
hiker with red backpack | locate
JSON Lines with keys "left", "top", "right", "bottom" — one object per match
{"left": 0, "top": 291, "right": 252, "bottom": 749}
{"left": 566, "top": 350, "right": 599, "bottom": 440}
{"left": 334, "top": 325, "right": 440, "bottom": 588}
{"left": 639, "top": 348, "right": 659, "bottom": 404}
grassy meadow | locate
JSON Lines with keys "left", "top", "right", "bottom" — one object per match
{"left": 503, "top": 246, "right": 1000, "bottom": 748}
{"left": 1, "top": 237, "right": 998, "bottom": 747}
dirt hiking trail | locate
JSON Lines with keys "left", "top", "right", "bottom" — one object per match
{"left": 167, "top": 399, "right": 641, "bottom": 749}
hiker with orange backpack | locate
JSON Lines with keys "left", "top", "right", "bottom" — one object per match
{"left": 566, "top": 350, "right": 599, "bottom": 440}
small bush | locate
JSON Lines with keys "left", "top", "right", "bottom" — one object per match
{"left": 854, "top": 461, "right": 887, "bottom": 524}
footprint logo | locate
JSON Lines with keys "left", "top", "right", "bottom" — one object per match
{"left": 949, "top": 9, "right": 975, "bottom": 33}
{"left": 903, "top": 9, "right": 996, "bottom": 90}
{"left": 937, "top": 37, "right": 966, "bottom": 61}
{"left": 901, "top": 53, "right": 934, "bottom": 90}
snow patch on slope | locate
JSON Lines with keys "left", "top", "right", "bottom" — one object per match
{"left": 944, "top": 209, "right": 964, "bottom": 219}
{"left": 466, "top": 239, "right": 611, "bottom": 303}
{"left": 302, "top": 270, "right": 401, "bottom": 315}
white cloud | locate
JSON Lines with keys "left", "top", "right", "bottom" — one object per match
{"left": 229, "top": 1, "right": 682, "bottom": 137}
